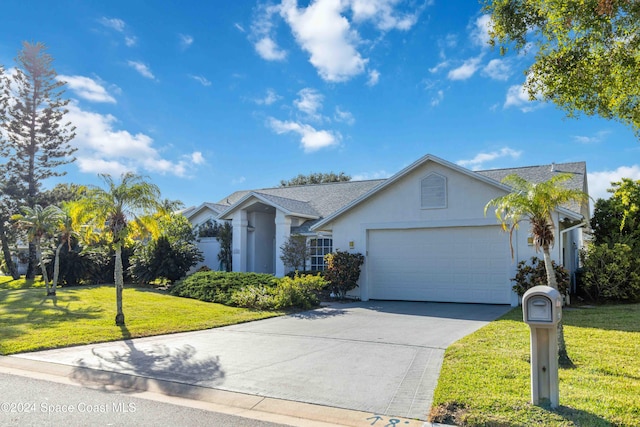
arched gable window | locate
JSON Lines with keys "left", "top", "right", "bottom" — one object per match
{"left": 421, "top": 173, "right": 447, "bottom": 209}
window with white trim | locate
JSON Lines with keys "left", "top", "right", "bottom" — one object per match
{"left": 421, "top": 173, "right": 447, "bottom": 208}
{"left": 309, "top": 237, "right": 333, "bottom": 271}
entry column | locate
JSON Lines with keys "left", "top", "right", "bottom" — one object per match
{"left": 274, "top": 210, "right": 291, "bottom": 277}
{"left": 232, "top": 210, "right": 248, "bottom": 272}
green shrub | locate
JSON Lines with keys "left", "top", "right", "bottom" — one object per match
{"left": 170, "top": 271, "right": 276, "bottom": 305}
{"left": 324, "top": 251, "right": 365, "bottom": 298}
{"left": 231, "top": 274, "right": 328, "bottom": 310}
{"left": 230, "top": 286, "right": 276, "bottom": 310}
{"left": 271, "top": 274, "right": 327, "bottom": 310}
{"left": 511, "top": 256, "right": 569, "bottom": 296}
{"left": 580, "top": 243, "right": 640, "bottom": 302}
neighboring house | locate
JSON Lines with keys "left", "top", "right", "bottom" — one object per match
{"left": 189, "top": 154, "right": 589, "bottom": 306}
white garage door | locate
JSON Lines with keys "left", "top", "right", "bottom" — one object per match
{"left": 367, "top": 226, "right": 511, "bottom": 304}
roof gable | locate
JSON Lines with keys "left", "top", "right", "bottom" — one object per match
{"left": 182, "top": 202, "right": 225, "bottom": 221}
{"left": 310, "top": 154, "right": 514, "bottom": 231}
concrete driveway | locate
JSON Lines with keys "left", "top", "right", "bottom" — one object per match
{"left": 12, "top": 301, "right": 511, "bottom": 421}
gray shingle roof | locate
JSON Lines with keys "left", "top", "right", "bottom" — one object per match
{"left": 476, "top": 161, "right": 588, "bottom": 217}
{"left": 253, "top": 192, "right": 320, "bottom": 217}
{"left": 218, "top": 180, "right": 385, "bottom": 218}
{"left": 211, "top": 160, "right": 587, "bottom": 226}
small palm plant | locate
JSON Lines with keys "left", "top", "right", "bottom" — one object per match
{"left": 485, "top": 172, "right": 589, "bottom": 367}
{"left": 12, "top": 204, "right": 63, "bottom": 295}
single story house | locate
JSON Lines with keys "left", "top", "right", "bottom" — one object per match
{"left": 185, "top": 154, "right": 589, "bottom": 306}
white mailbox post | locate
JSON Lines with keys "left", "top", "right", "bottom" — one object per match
{"left": 522, "top": 286, "right": 563, "bottom": 408}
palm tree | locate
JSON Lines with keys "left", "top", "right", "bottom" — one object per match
{"left": 485, "top": 172, "right": 589, "bottom": 367}
{"left": 77, "top": 173, "right": 161, "bottom": 326}
{"left": 12, "top": 204, "right": 63, "bottom": 295}
{"left": 50, "top": 203, "right": 78, "bottom": 294}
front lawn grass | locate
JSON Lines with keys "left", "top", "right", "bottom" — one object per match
{"left": 0, "top": 277, "right": 283, "bottom": 355}
{"left": 430, "top": 304, "right": 640, "bottom": 426}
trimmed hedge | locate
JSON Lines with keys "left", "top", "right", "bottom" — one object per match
{"left": 170, "top": 271, "right": 276, "bottom": 305}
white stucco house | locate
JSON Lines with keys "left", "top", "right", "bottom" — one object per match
{"left": 185, "top": 154, "right": 589, "bottom": 306}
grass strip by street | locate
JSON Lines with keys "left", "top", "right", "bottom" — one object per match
{"left": 430, "top": 304, "right": 640, "bottom": 427}
{"left": 0, "top": 276, "right": 283, "bottom": 355}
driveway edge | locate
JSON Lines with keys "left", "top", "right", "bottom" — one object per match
{"left": 0, "top": 355, "right": 453, "bottom": 427}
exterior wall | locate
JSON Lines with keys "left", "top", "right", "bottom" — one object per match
{"left": 191, "top": 237, "right": 222, "bottom": 272}
{"left": 248, "top": 211, "right": 276, "bottom": 273}
{"left": 322, "top": 161, "right": 562, "bottom": 304}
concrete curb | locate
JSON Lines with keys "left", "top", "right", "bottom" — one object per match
{"left": 0, "top": 355, "right": 455, "bottom": 427}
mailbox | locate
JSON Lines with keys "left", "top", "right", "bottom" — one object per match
{"left": 523, "top": 286, "right": 562, "bottom": 326}
{"left": 522, "top": 285, "right": 563, "bottom": 408}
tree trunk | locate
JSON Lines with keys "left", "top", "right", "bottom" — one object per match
{"left": 36, "top": 240, "right": 51, "bottom": 295}
{"left": 0, "top": 221, "right": 20, "bottom": 280}
{"left": 542, "top": 246, "right": 574, "bottom": 368}
{"left": 114, "top": 244, "right": 125, "bottom": 326}
{"left": 26, "top": 242, "right": 36, "bottom": 279}
{"left": 52, "top": 242, "right": 63, "bottom": 295}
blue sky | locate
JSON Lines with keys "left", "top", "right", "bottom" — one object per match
{"left": 1, "top": 0, "right": 637, "bottom": 208}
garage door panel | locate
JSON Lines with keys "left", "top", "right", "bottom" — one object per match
{"left": 367, "top": 227, "right": 510, "bottom": 304}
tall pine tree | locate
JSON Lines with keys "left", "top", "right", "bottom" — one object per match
{"left": 0, "top": 42, "right": 76, "bottom": 278}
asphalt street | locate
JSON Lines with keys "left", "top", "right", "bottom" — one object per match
{"left": 0, "top": 372, "right": 287, "bottom": 427}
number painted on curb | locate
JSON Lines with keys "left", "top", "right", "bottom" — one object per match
{"left": 366, "top": 415, "right": 411, "bottom": 426}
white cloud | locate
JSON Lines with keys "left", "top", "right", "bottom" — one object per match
{"left": 482, "top": 58, "right": 511, "bottom": 81}
{"left": 367, "top": 69, "right": 380, "bottom": 86}
{"left": 457, "top": 147, "right": 522, "bottom": 170}
{"left": 250, "top": 0, "right": 425, "bottom": 83}
{"left": 431, "top": 90, "right": 444, "bottom": 107}
{"left": 127, "top": 61, "right": 156, "bottom": 80}
{"left": 179, "top": 33, "right": 194, "bottom": 49}
{"left": 190, "top": 152, "right": 205, "bottom": 165}
{"left": 57, "top": 75, "right": 116, "bottom": 103}
{"left": 294, "top": 88, "right": 324, "bottom": 119}
{"left": 255, "top": 37, "right": 287, "bottom": 61}
{"left": 470, "top": 14, "right": 492, "bottom": 47}
{"left": 99, "top": 17, "right": 136, "bottom": 46}
{"left": 189, "top": 74, "right": 211, "bottom": 86}
{"left": 66, "top": 102, "right": 198, "bottom": 177}
{"left": 429, "top": 60, "right": 449, "bottom": 74}
{"left": 234, "top": 23, "right": 246, "bottom": 32}
{"left": 232, "top": 176, "right": 246, "bottom": 185}
{"left": 572, "top": 130, "right": 611, "bottom": 144}
{"left": 350, "top": 0, "right": 421, "bottom": 31}
{"left": 255, "top": 88, "right": 282, "bottom": 105}
{"left": 251, "top": 3, "right": 287, "bottom": 61}
{"left": 504, "top": 83, "right": 542, "bottom": 112}
{"left": 447, "top": 56, "right": 482, "bottom": 80}
{"left": 334, "top": 106, "right": 355, "bottom": 125}
{"left": 352, "top": 170, "right": 392, "bottom": 180}
{"left": 588, "top": 166, "right": 640, "bottom": 201}
{"left": 280, "top": 0, "right": 367, "bottom": 82}
{"left": 99, "top": 17, "right": 126, "bottom": 32}
{"left": 268, "top": 117, "right": 340, "bottom": 152}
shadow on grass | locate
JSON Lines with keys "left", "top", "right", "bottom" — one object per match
{"left": 24, "top": 294, "right": 102, "bottom": 323}
{"left": 70, "top": 325, "right": 225, "bottom": 398}
{"left": 553, "top": 404, "right": 613, "bottom": 427}
{"left": 1, "top": 288, "right": 102, "bottom": 324}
